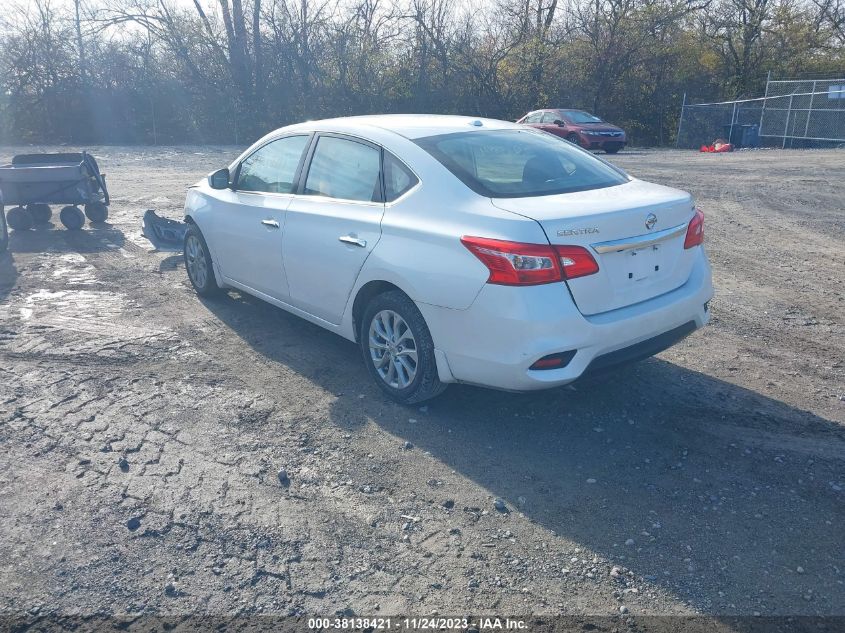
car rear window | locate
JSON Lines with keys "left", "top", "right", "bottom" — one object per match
{"left": 414, "top": 129, "right": 628, "bottom": 198}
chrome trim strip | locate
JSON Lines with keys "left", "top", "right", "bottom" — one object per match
{"left": 591, "top": 223, "right": 687, "bottom": 254}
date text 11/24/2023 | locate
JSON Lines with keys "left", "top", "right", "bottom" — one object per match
{"left": 307, "top": 617, "right": 528, "bottom": 630}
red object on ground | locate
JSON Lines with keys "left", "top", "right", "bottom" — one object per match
{"left": 700, "top": 140, "right": 733, "bottom": 153}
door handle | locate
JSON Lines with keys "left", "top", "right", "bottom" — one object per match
{"left": 338, "top": 235, "right": 367, "bottom": 248}
{"left": 261, "top": 219, "right": 280, "bottom": 229}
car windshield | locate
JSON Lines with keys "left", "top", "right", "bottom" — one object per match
{"left": 414, "top": 129, "right": 628, "bottom": 198}
{"left": 561, "top": 110, "right": 603, "bottom": 124}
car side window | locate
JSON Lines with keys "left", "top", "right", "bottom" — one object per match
{"left": 384, "top": 152, "right": 418, "bottom": 202}
{"left": 541, "top": 112, "right": 558, "bottom": 124}
{"left": 304, "top": 136, "right": 381, "bottom": 202}
{"left": 236, "top": 135, "right": 309, "bottom": 193}
{"left": 523, "top": 112, "right": 541, "bottom": 124}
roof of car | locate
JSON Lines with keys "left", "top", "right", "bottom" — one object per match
{"left": 282, "top": 114, "right": 522, "bottom": 140}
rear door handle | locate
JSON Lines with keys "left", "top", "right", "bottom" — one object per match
{"left": 261, "top": 219, "right": 280, "bottom": 229}
{"left": 339, "top": 235, "right": 367, "bottom": 248}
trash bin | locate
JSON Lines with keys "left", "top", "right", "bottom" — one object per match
{"left": 741, "top": 124, "right": 760, "bottom": 148}
{"left": 722, "top": 124, "right": 760, "bottom": 148}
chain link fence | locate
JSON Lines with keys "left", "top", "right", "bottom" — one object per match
{"left": 676, "top": 78, "right": 845, "bottom": 149}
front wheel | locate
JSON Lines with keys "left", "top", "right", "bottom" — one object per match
{"left": 360, "top": 290, "right": 447, "bottom": 404}
{"left": 605, "top": 146, "right": 621, "bottom": 154}
{"left": 184, "top": 224, "right": 221, "bottom": 297}
{"left": 566, "top": 133, "right": 583, "bottom": 147}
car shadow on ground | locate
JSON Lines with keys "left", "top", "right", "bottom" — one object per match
{"left": 201, "top": 289, "right": 845, "bottom": 615}
{"left": 159, "top": 253, "right": 182, "bottom": 273}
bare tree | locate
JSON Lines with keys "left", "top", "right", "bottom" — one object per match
{"left": 0, "top": 0, "right": 839, "bottom": 145}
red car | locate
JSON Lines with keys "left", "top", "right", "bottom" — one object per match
{"left": 517, "top": 109, "right": 627, "bottom": 153}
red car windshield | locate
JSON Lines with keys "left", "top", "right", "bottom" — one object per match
{"left": 561, "top": 110, "right": 603, "bottom": 124}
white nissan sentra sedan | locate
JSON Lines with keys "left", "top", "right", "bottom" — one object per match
{"left": 183, "top": 115, "right": 713, "bottom": 403}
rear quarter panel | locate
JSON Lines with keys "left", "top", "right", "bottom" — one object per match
{"left": 351, "top": 136, "right": 550, "bottom": 313}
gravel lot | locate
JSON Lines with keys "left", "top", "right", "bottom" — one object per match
{"left": 0, "top": 147, "right": 843, "bottom": 619}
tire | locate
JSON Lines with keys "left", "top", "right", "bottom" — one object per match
{"left": 59, "top": 206, "right": 85, "bottom": 230}
{"left": 0, "top": 206, "right": 8, "bottom": 253}
{"left": 359, "top": 290, "right": 447, "bottom": 404}
{"left": 566, "top": 133, "right": 582, "bottom": 147}
{"left": 184, "top": 223, "right": 221, "bottom": 297}
{"left": 84, "top": 202, "right": 109, "bottom": 223}
{"left": 27, "top": 203, "right": 52, "bottom": 224}
{"left": 7, "top": 206, "right": 34, "bottom": 231}
{"left": 605, "top": 146, "right": 621, "bottom": 154}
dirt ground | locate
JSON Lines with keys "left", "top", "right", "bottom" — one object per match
{"left": 0, "top": 146, "right": 842, "bottom": 621}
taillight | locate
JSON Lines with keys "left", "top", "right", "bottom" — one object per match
{"left": 684, "top": 208, "right": 704, "bottom": 249}
{"left": 460, "top": 236, "right": 560, "bottom": 285}
{"left": 460, "top": 236, "right": 598, "bottom": 286}
{"left": 555, "top": 245, "right": 599, "bottom": 279}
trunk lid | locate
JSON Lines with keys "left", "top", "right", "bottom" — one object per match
{"left": 491, "top": 179, "right": 698, "bottom": 316}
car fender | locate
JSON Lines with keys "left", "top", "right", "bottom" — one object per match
{"left": 184, "top": 184, "right": 227, "bottom": 286}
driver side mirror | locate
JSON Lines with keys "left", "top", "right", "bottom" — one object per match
{"left": 208, "top": 168, "right": 231, "bottom": 190}
{"left": 553, "top": 119, "right": 565, "bottom": 126}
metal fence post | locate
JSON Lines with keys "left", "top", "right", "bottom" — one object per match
{"left": 729, "top": 101, "right": 737, "bottom": 144}
{"left": 804, "top": 80, "right": 817, "bottom": 140}
{"left": 760, "top": 73, "right": 771, "bottom": 134}
{"left": 676, "top": 93, "right": 686, "bottom": 147}
{"left": 782, "top": 94, "right": 793, "bottom": 149}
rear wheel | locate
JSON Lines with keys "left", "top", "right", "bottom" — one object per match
{"left": 84, "top": 202, "right": 108, "bottom": 223}
{"left": 184, "top": 224, "right": 221, "bottom": 297}
{"left": 27, "top": 203, "right": 52, "bottom": 224}
{"left": 7, "top": 207, "right": 33, "bottom": 231}
{"left": 360, "top": 290, "right": 447, "bottom": 404}
{"left": 59, "top": 205, "right": 85, "bottom": 230}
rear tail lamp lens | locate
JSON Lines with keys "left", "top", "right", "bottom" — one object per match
{"left": 555, "top": 245, "right": 600, "bottom": 279}
{"left": 461, "top": 237, "right": 599, "bottom": 286}
{"left": 460, "top": 237, "right": 561, "bottom": 285}
{"left": 684, "top": 208, "right": 704, "bottom": 249}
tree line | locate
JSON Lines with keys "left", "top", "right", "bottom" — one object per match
{"left": 0, "top": 0, "right": 843, "bottom": 146}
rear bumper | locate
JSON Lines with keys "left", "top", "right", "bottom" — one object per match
{"left": 581, "top": 320, "right": 697, "bottom": 377}
{"left": 417, "top": 249, "right": 713, "bottom": 391}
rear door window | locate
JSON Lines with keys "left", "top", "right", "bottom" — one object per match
{"left": 304, "top": 136, "right": 382, "bottom": 202}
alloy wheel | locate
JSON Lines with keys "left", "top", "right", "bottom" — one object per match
{"left": 368, "top": 309, "right": 418, "bottom": 389}
{"left": 185, "top": 234, "right": 208, "bottom": 289}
